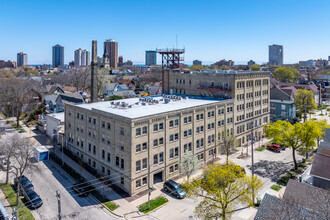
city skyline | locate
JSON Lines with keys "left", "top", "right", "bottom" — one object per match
{"left": 1, "top": 0, "right": 330, "bottom": 65}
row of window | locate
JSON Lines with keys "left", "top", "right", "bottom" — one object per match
{"left": 183, "top": 129, "right": 192, "bottom": 138}
{"left": 136, "top": 158, "right": 148, "bottom": 172}
{"left": 176, "top": 79, "right": 191, "bottom": 84}
{"left": 136, "top": 126, "right": 148, "bottom": 136}
{"left": 136, "top": 177, "right": 147, "bottom": 189}
{"left": 169, "top": 147, "right": 179, "bottom": 159}
{"left": 153, "top": 138, "right": 164, "bottom": 147}
{"left": 136, "top": 142, "right": 148, "bottom": 153}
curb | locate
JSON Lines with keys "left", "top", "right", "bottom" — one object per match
{"left": 101, "top": 203, "right": 123, "bottom": 218}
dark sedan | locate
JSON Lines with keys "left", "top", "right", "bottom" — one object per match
{"left": 23, "top": 190, "right": 43, "bottom": 209}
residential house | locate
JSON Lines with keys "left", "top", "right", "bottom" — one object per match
{"left": 148, "top": 82, "right": 162, "bottom": 95}
{"left": 270, "top": 87, "right": 296, "bottom": 122}
{"left": 44, "top": 85, "right": 64, "bottom": 95}
{"left": 102, "top": 83, "right": 131, "bottom": 97}
{"left": 310, "top": 128, "right": 330, "bottom": 188}
{"left": 255, "top": 180, "right": 329, "bottom": 220}
{"left": 118, "top": 79, "right": 136, "bottom": 91}
{"left": 62, "top": 86, "right": 78, "bottom": 93}
{"left": 55, "top": 92, "right": 84, "bottom": 112}
{"left": 45, "top": 112, "right": 65, "bottom": 144}
{"left": 44, "top": 95, "right": 58, "bottom": 113}
{"left": 277, "top": 83, "right": 320, "bottom": 105}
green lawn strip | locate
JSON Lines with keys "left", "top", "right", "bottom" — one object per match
{"left": 317, "top": 104, "right": 329, "bottom": 110}
{"left": 256, "top": 146, "right": 266, "bottom": 151}
{"left": 139, "top": 196, "right": 168, "bottom": 214}
{"left": 0, "top": 183, "right": 35, "bottom": 220}
{"left": 319, "top": 114, "right": 324, "bottom": 116}
{"left": 270, "top": 184, "right": 282, "bottom": 192}
{"left": 0, "top": 113, "right": 7, "bottom": 119}
{"left": 49, "top": 153, "right": 118, "bottom": 211}
{"left": 8, "top": 121, "right": 25, "bottom": 132}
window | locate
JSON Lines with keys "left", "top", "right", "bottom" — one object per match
{"left": 184, "top": 130, "right": 188, "bottom": 138}
{"left": 184, "top": 117, "right": 188, "bottom": 124}
{"left": 77, "top": 113, "right": 80, "bottom": 119}
{"left": 142, "top": 158, "right": 147, "bottom": 169}
{"left": 93, "top": 118, "right": 96, "bottom": 125}
{"left": 196, "top": 114, "right": 200, "bottom": 120}
{"left": 154, "top": 154, "right": 158, "bottom": 165}
{"left": 142, "top": 177, "right": 147, "bottom": 185}
{"left": 175, "top": 133, "right": 179, "bottom": 141}
{"left": 121, "top": 158, "right": 124, "bottom": 169}
{"left": 196, "top": 140, "right": 200, "bottom": 149}
{"left": 136, "top": 180, "right": 141, "bottom": 189}
{"left": 107, "top": 122, "right": 111, "bottom": 130}
{"left": 153, "top": 139, "right": 158, "bottom": 147}
{"left": 142, "top": 142, "right": 147, "bottom": 151}
{"left": 170, "top": 134, "right": 174, "bottom": 142}
{"left": 120, "top": 145, "right": 124, "bottom": 151}
{"left": 136, "top": 144, "right": 141, "bottom": 153}
{"left": 159, "top": 137, "right": 164, "bottom": 145}
{"left": 102, "top": 121, "right": 105, "bottom": 128}
{"left": 88, "top": 143, "right": 91, "bottom": 152}
{"left": 175, "top": 119, "right": 179, "bottom": 126}
{"left": 196, "top": 127, "right": 200, "bottom": 133}
{"left": 102, "top": 166, "right": 105, "bottom": 173}
{"left": 201, "top": 138, "right": 204, "bottom": 147}
{"left": 170, "top": 166, "right": 174, "bottom": 173}
{"left": 188, "top": 116, "right": 192, "bottom": 123}
{"left": 200, "top": 113, "right": 204, "bottom": 120}
{"left": 136, "top": 128, "right": 141, "bottom": 136}
{"left": 116, "top": 156, "right": 119, "bottom": 166}
{"left": 88, "top": 116, "right": 91, "bottom": 123}
{"left": 102, "top": 150, "right": 105, "bottom": 159}
{"left": 169, "top": 120, "right": 174, "bottom": 128}
{"left": 107, "top": 153, "right": 110, "bottom": 162}
{"left": 188, "top": 129, "right": 192, "bottom": 136}
{"left": 282, "top": 104, "right": 286, "bottom": 110}
{"left": 121, "top": 177, "right": 124, "bottom": 185}
{"left": 136, "top": 160, "right": 141, "bottom": 172}
{"left": 142, "top": 126, "right": 147, "bottom": 135}
{"left": 170, "top": 149, "right": 174, "bottom": 159}
{"left": 93, "top": 145, "right": 96, "bottom": 154}
{"left": 175, "top": 147, "right": 179, "bottom": 157}
{"left": 175, "top": 164, "right": 178, "bottom": 171}
{"left": 120, "top": 127, "right": 124, "bottom": 135}
{"left": 201, "top": 126, "right": 204, "bottom": 132}
{"left": 107, "top": 169, "right": 110, "bottom": 175}
{"left": 153, "top": 124, "right": 158, "bottom": 132}
{"left": 159, "top": 152, "right": 164, "bottom": 163}
{"left": 80, "top": 114, "right": 84, "bottom": 120}
{"left": 159, "top": 123, "right": 164, "bottom": 130}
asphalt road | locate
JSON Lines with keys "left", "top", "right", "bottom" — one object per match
{"left": 0, "top": 118, "right": 117, "bottom": 220}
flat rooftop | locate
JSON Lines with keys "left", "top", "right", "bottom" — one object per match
{"left": 74, "top": 95, "right": 231, "bottom": 119}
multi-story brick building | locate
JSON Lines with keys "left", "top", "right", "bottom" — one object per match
{"left": 163, "top": 70, "right": 271, "bottom": 146}
{"left": 65, "top": 96, "right": 235, "bottom": 195}
{"left": 65, "top": 70, "right": 270, "bottom": 195}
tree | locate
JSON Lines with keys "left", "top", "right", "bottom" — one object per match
{"left": 179, "top": 151, "right": 200, "bottom": 182}
{"left": 264, "top": 121, "right": 304, "bottom": 170}
{"left": 185, "top": 163, "right": 263, "bottom": 220}
{"left": 298, "top": 121, "right": 321, "bottom": 159}
{"left": 315, "top": 119, "right": 330, "bottom": 149}
{"left": 294, "top": 89, "right": 317, "bottom": 122}
{"left": 251, "top": 64, "right": 261, "bottom": 71}
{"left": 9, "top": 135, "right": 37, "bottom": 205}
{"left": 221, "top": 131, "right": 238, "bottom": 165}
{"left": 273, "top": 66, "right": 300, "bottom": 83}
{"left": 0, "top": 136, "right": 16, "bottom": 184}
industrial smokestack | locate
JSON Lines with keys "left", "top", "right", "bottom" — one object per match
{"left": 91, "top": 40, "right": 98, "bottom": 103}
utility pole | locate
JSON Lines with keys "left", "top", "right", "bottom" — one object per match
{"left": 12, "top": 207, "right": 18, "bottom": 220}
{"left": 251, "top": 121, "right": 255, "bottom": 205}
{"left": 148, "top": 164, "right": 151, "bottom": 210}
{"left": 56, "top": 190, "right": 62, "bottom": 220}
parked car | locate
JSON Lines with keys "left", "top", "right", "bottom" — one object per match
{"left": 13, "top": 175, "right": 34, "bottom": 194}
{"left": 163, "top": 179, "right": 186, "bottom": 199}
{"left": 0, "top": 155, "right": 10, "bottom": 170}
{"left": 23, "top": 190, "right": 43, "bottom": 209}
{"left": 271, "top": 143, "right": 287, "bottom": 150}
{"left": 267, "top": 144, "right": 281, "bottom": 153}
{"left": 72, "top": 183, "right": 89, "bottom": 197}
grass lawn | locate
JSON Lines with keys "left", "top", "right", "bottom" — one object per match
{"left": 139, "top": 196, "right": 168, "bottom": 214}
{"left": 256, "top": 146, "right": 266, "bottom": 151}
{"left": 319, "top": 114, "right": 324, "bottom": 116}
{"left": 317, "top": 104, "right": 329, "bottom": 110}
{"left": 0, "top": 112, "right": 7, "bottom": 119}
{"left": 277, "top": 172, "right": 296, "bottom": 186}
{"left": 103, "top": 201, "right": 118, "bottom": 211}
{"left": 0, "top": 183, "right": 35, "bottom": 220}
{"left": 8, "top": 121, "right": 25, "bottom": 132}
{"left": 270, "top": 185, "right": 282, "bottom": 192}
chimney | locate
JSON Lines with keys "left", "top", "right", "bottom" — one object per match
{"left": 91, "top": 40, "right": 98, "bottom": 103}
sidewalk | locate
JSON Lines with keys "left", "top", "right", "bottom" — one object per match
{"left": 0, "top": 187, "right": 12, "bottom": 219}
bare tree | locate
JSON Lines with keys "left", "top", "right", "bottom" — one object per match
{"left": 0, "top": 137, "right": 17, "bottom": 184}
{"left": 179, "top": 151, "right": 200, "bottom": 182}
{"left": 9, "top": 135, "right": 37, "bottom": 205}
{"left": 221, "top": 130, "right": 238, "bottom": 165}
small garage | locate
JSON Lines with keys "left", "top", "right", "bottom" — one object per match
{"left": 34, "top": 146, "right": 49, "bottom": 162}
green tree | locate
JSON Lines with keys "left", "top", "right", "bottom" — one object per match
{"left": 251, "top": 64, "right": 261, "bottom": 71}
{"left": 185, "top": 163, "right": 263, "bottom": 220}
{"left": 264, "top": 121, "right": 304, "bottom": 169}
{"left": 273, "top": 66, "right": 300, "bottom": 83}
{"left": 179, "top": 151, "right": 200, "bottom": 182}
{"left": 298, "top": 121, "right": 321, "bottom": 159}
{"left": 294, "top": 89, "right": 317, "bottom": 122}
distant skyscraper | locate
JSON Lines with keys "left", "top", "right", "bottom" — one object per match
{"left": 74, "top": 49, "right": 90, "bottom": 67}
{"left": 118, "top": 56, "right": 123, "bottom": 67}
{"left": 17, "top": 52, "right": 27, "bottom": 67}
{"left": 52, "top": 44, "right": 64, "bottom": 68}
{"left": 104, "top": 39, "right": 118, "bottom": 69}
{"left": 269, "top": 44, "right": 283, "bottom": 65}
{"left": 145, "top": 50, "right": 157, "bottom": 66}
{"left": 193, "top": 60, "right": 202, "bottom": 66}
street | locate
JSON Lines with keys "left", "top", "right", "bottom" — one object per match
{"left": 0, "top": 118, "right": 117, "bottom": 220}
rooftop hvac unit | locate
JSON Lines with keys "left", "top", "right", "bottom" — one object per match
{"left": 142, "top": 102, "right": 147, "bottom": 106}
{"left": 164, "top": 98, "right": 170, "bottom": 104}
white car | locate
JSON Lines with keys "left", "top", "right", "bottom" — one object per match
{"left": 0, "top": 155, "right": 10, "bottom": 170}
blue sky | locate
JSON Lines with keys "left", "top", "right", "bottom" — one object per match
{"left": 1, "top": 0, "right": 330, "bottom": 65}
